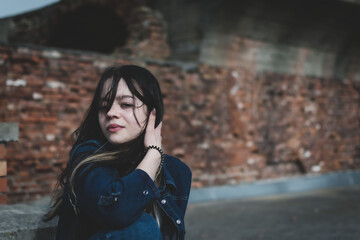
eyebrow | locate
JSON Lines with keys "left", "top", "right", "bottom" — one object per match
{"left": 100, "top": 95, "right": 134, "bottom": 101}
{"left": 117, "top": 95, "right": 134, "bottom": 100}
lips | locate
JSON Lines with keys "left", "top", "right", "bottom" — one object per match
{"left": 107, "top": 124, "right": 124, "bottom": 133}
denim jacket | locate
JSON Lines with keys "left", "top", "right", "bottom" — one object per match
{"left": 56, "top": 140, "right": 192, "bottom": 240}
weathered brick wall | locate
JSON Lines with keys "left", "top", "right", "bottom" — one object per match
{"left": 6, "top": 0, "right": 169, "bottom": 59}
{"left": 0, "top": 44, "right": 359, "bottom": 203}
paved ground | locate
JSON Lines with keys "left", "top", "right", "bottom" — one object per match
{"left": 0, "top": 185, "right": 359, "bottom": 239}
{"left": 185, "top": 185, "right": 360, "bottom": 240}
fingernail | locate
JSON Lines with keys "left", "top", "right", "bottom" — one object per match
{"left": 152, "top": 109, "right": 156, "bottom": 115}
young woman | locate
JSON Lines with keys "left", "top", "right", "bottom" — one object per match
{"left": 45, "top": 65, "right": 192, "bottom": 240}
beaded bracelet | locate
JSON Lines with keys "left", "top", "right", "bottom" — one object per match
{"left": 144, "top": 145, "right": 164, "bottom": 180}
{"left": 145, "top": 145, "right": 164, "bottom": 159}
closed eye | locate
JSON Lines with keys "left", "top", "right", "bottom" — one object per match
{"left": 121, "top": 103, "right": 134, "bottom": 108}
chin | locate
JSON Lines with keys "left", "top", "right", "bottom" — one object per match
{"left": 107, "top": 138, "right": 125, "bottom": 145}
{"left": 104, "top": 132, "right": 142, "bottom": 145}
{"left": 107, "top": 135, "right": 133, "bottom": 145}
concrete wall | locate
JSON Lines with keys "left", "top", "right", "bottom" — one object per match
{"left": 154, "top": 0, "right": 360, "bottom": 80}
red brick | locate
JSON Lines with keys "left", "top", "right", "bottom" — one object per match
{"left": 0, "top": 178, "right": 7, "bottom": 192}
{"left": 0, "top": 161, "right": 6, "bottom": 177}
{"left": 0, "top": 144, "right": 6, "bottom": 159}
{"left": 0, "top": 194, "right": 7, "bottom": 204}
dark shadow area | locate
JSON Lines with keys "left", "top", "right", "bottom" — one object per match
{"left": 47, "top": 4, "right": 128, "bottom": 53}
{"left": 205, "top": 0, "right": 360, "bottom": 50}
{"left": 155, "top": 0, "right": 360, "bottom": 62}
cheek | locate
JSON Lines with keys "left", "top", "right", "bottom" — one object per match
{"left": 135, "top": 108, "right": 148, "bottom": 127}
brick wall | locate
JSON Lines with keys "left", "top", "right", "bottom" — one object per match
{"left": 0, "top": 44, "right": 359, "bottom": 203}
{"left": 5, "top": 0, "right": 169, "bottom": 59}
{"left": 4, "top": 0, "right": 360, "bottom": 81}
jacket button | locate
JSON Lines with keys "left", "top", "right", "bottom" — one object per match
{"left": 176, "top": 219, "right": 181, "bottom": 225}
{"left": 143, "top": 190, "right": 149, "bottom": 195}
{"left": 161, "top": 199, "right": 166, "bottom": 204}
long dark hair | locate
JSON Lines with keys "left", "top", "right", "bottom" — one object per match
{"left": 44, "top": 65, "right": 164, "bottom": 221}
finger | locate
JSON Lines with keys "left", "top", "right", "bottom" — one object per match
{"left": 146, "top": 109, "right": 156, "bottom": 131}
{"left": 154, "top": 121, "right": 162, "bottom": 137}
{"left": 155, "top": 121, "right": 163, "bottom": 130}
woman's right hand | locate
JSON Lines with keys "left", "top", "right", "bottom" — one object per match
{"left": 138, "top": 109, "right": 163, "bottom": 180}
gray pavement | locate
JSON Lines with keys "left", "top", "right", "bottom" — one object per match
{"left": 185, "top": 185, "right": 360, "bottom": 240}
{"left": 0, "top": 185, "right": 359, "bottom": 239}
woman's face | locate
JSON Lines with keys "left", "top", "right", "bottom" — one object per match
{"left": 98, "top": 78, "right": 148, "bottom": 145}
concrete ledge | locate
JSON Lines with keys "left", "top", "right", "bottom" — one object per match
{"left": 0, "top": 200, "right": 56, "bottom": 240}
{"left": 0, "top": 170, "right": 360, "bottom": 239}
{"left": 189, "top": 170, "right": 360, "bottom": 203}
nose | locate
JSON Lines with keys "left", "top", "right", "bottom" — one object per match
{"left": 106, "top": 102, "right": 121, "bottom": 119}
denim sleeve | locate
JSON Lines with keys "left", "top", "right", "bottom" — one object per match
{"left": 165, "top": 155, "right": 192, "bottom": 220}
{"left": 180, "top": 165, "right": 192, "bottom": 219}
{"left": 75, "top": 166, "right": 160, "bottom": 229}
